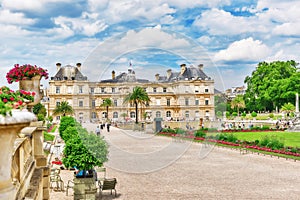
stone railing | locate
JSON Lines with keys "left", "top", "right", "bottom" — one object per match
{"left": 10, "top": 121, "right": 50, "bottom": 200}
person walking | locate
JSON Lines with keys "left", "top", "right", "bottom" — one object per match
{"left": 95, "top": 126, "right": 101, "bottom": 136}
{"left": 107, "top": 123, "right": 110, "bottom": 132}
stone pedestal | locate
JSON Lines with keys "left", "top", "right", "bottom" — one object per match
{"left": 19, "top": 75, "right": 42, "bottom": 106}
{"left": 74, "top": 177, "right": 97, "bottom": 200}
{"left": 0, "top": 109, "right": 36, "bottom": 200}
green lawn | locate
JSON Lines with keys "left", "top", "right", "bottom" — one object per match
{"left": 227, "top": 131, "right": 300, "bottom": 147}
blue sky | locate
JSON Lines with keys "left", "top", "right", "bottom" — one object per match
{"left": 0, "top": 0, "right": 299, "bottom": 91}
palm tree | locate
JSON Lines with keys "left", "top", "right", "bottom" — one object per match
{"left": 281, "top": 102, "right": 295, "bottom": 117}
{"left": 230, "top": 95, "right": 245, "bottom": 116}
{"left": 53, "top": 101, "right": 74, "bottom": 116}
{"left": 124, "top": 86, "right": 150, "bottom": 124}
{"left": 100, "top": 98, "right": 113, "bottom": 120}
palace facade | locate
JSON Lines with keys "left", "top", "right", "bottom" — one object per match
{"left": 47, "top": 63, "right": 215, "bottom": 123}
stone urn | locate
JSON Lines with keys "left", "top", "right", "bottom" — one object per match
{"left": 0, "top": 109, "right": 36, "bottom": 199}
{"left": 19, "top": 75, "right": 43, "bottom": 106}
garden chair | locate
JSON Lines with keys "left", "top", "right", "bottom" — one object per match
{"left": 95, "top": 167, "right": 106, "bottom": 186}
{"left": 66, "top": 179, "right": 74, "bottom": 196}
{"left": 50, "top": 173, "right": 64, "bottom": 191}
{"left": 99, "top": 178, "right": 117, "bottom": 197}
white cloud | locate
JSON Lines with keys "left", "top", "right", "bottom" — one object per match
{"left": 53, "top": 12, "right": 108, "bottom": 37}
{"left": 167, "top": 0, "right": 231, "bottom": 9}
{"left": 214, "top": 37, "right": 271, "bottom": 62}
{"left": 0, "top": 9, "right": 35, "bottom": 25}
{"left": 193, "top": 8, "right": 270, "bottom": 35}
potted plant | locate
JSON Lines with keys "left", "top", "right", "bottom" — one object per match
{"left": 6, "top": 64, "right": 48, "bottom": 84}
{"left": 6, "top": 64, "right": 48, "bottom": 106}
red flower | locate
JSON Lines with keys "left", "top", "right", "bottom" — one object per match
{"left": 3, "top": 98, "right": 8, "bottom": 103}
{"left": 10, "top": 97, "right": 14, "bottom": 101}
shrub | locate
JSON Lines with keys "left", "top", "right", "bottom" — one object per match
{"left": 216, "top": 111, "right": 222, "bottom": 118}
{"left": 251, "top": 111, "right": 257, "bottom": 118}
{"left": 241, "top": 112, "right": 247, "bottom": 117}
{"left": 269, "top": 113, "right": 274, "bottom": 119}
{"left": 225, "top": 111, "right": 230, "bottom": 118}
{"left": 232, "top": 112, "right": 238, "bottom": 117}
{"left": 161, "top": 128, "right": 175, "bottom": 133}
{"left": 59, "top": 116, "right": 77, "bottom": 136}
{"left": 194, "top": 130, "right": 206, "bottom": 138}
{"left": 259, "top": 135, "right": 284, "bottom": 150}
{"left": 175, "top": 128, "right": 185, "bottom": 134}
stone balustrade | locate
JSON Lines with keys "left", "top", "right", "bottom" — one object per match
{"left": 11, "top": 121, "right": 50, "bottom": 200}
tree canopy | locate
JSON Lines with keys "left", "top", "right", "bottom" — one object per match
{"left": 124, "top": 86, "right": 150, "bottom": 124}
{"left": 60, "top": 116, "right": 108, "bottom": 170}
{"left": 53, "top": 101, "right": 74, "bottom": 116}
{"left": 244, "top": 60, "right": 299, "bottom": 111}
{"left": 100, "top": 98, "right": 113, "bottom": 120}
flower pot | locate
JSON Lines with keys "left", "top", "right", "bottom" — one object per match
{"left": 19, "top": 75, "right": 42, "bottom": 106}
{"left": 0, "top": 109, "right": 36, "bottom": 199}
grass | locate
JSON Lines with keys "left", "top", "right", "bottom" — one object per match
{"left": 215, "top": 131, "right": 300, "bottom": 148}
{"left": 44, "top": 131, "right": 55, "bottom": 142}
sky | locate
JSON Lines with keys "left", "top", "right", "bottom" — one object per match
{"left": 0, "top": 0, "right": 299, "bottom": 91}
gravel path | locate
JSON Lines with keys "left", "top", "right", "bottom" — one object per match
{"left": 50, "top": 123, "right": 300, "bottom": 200}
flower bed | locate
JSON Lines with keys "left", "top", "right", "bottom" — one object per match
{"left": 158, "top": 132, "right": 300, "bottom": 157}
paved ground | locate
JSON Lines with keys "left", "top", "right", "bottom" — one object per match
{"left": 50, "top": 123, "right": 300, "bottom": 200}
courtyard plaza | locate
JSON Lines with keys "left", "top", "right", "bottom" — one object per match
{"left": 50, "top": 123, "right": 300, "bottom": 200}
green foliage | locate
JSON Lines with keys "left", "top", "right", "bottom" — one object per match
{"left": 175, "top": 128, "right": 185, "bottom": 134}
{"left": 61, "top": 126, "right": 79, "bottom": 142}
{"left": 123, "top": 86, "right": 150, "bottom": 124}
{"left": 48, "top": 116, "right": 53, "bottom": 122}
{"left": 194, "top": 130, "right": 206, "bottom": 138}
{"left": 281, "top": 102, "right": 295, "bottom": 112}
{"left": 241, "top": 112, "right": 247, "bottom": 117}
{"left": 100, "top": 98, "right": 113, "bottom": 119}
{"left": 230, "top": 95, "right": 245, "bottom": 115}
{"left": 53, "top": 101, "right": 74, "bottom": 117}
{"left": 63, "top": 132, "right": 108, "bottom": 170}
{"left": 225, "top": 111, "right": 230, "bottom": 118}
{"left": 259, "top": 136, "right": 284, "bottom": 150}
{"left": 232, "top": 112, "right": 238, "bottom": 117}
{"left": 43, "top": 131, "right": 55, "bottom": 141}
{"left": 59, "top": 116, "right": 76, "bottom": 136}
{"left": 244, "top": 60, "right": 299, "bottom": 111}
{"left": 269, "top": 113, "right": 274, "bottom": 119}
{"left": 161, "top": 128, "right": 175, "bottom": 133}
{"left": 251, "top": 111, "right": 257, "bottom": 117}
{"left": 37, "top": 113, "right": 45, "bottom": 121}
{"left": 217, "top": 133, "right": 238, "bottom": 143}
{"left": 216, "top": 111, "right": 222, "bottom": 118}
{"left": 33, "top": 103, "right": 47, "bottom": 118}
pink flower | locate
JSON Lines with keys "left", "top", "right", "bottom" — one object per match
{"left": 3, "top": 98, "right": 8, "bottom": 103}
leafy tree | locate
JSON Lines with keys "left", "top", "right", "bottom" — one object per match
{"left": 244, "top": 60, "right": 299, "bottom": 111}
{"left": 58, "top": 116, "right": 77, "bottom": 136}
{"left": 230, "top": 95, "right": 245, "bottom": 116}
{"left": 124, "top": 86, "right": 150, "bottom": 124}
{"left": 53, "top": 101, "right": 74, "bottom": 117}
{"left": 100, "top": 98, "right": 113, "bottom": 120}
{"left": 63, "top": 131, "right": 108, "bottom": 170}
{"left": 33, "top": 103, "right": 47, "bottom": 120}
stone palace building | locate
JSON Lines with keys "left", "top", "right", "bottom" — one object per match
{"left": 47, "top": 63, "right": 215, "bottom": 124}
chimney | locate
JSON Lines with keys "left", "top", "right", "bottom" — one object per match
{"left": 198, "top": 64, "right": 204, "bottom": 70}
{"left": 167, "top": 69, "right": 172, "bottom": 79}
{"left": 112, "top": 70, "right": 115, "bottom": 80}
{"left": 180, "top": 64, "right": 186, "bottom": 75}
{"left": 155, "top": 73, "right": 160, "bottom": 81}
{"left": 76, "top": 63, "right": 82, "bottom": 71}
{"left": 56, "top": 63, "right": 61, "bottom": 71}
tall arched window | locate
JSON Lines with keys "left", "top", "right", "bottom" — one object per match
{"left": 130, "top": 112, "right": 135, "bottom": 118}
{"left": 166, "top": 111, "right": 171, "bottom": 117}
{"left": 113, "top": 112, "right": 118, "bottom": 119}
